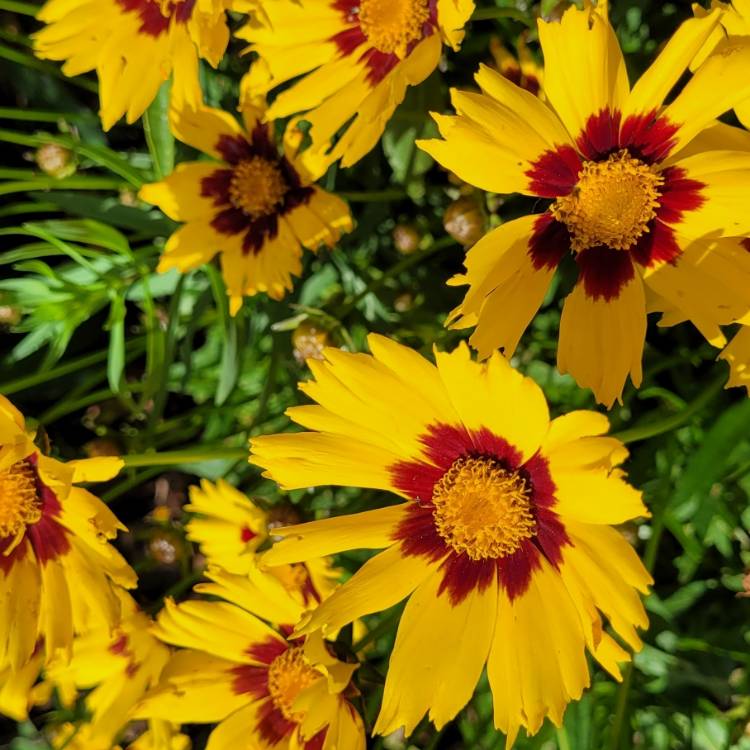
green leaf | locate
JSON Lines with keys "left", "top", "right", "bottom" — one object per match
{"left": 106, "top": 294, "right": 127, "bottom": 393}
{"left": 206, "top": 265, "right": 240, "bottom": 406}
{"left": 142, "top": 80, "right": 175, "bottom": 180}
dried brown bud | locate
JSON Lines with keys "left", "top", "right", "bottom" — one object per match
{"left": 83, "top": 438, "right": 121, "bottom": 458}
{"left": 392, "top": 224, "right": 421, "bottom": 255}
{"left": 35, "top": 143, "right": 75, "bottom": 178}
{"left": 0, "top": 305, "right": 21, "bottom": 326}
{"left": 394, "top": 293, "right": 414, "bottom": 313}
{"left": 737, "top": 570, "right": 750, "bottom": 598}
{"left": 266, "top": 503, "right": 302, "bottom": 531}
{"left": 147, "top": 528, "right": 186, "bottom": 566}
{"left": 293, "top": 322, "right": 329, "bottom": 364}
{"left": 443, "top": 197, "right": 486, "bottom": 247}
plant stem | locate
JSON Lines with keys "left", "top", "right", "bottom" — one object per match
{"left": 608, "top": 663, "right": 633, "bottom": 750}
{"left": 121, "top": 446, "right": 248, "bottom": 468}
{"left": 556, "top": 726, "right": 572, "bottom": 750}
{"left": 337, "top": 189, "right": 407, "bottom": 202}
{"left": 471, "top": 7, "right": 535, "bottom": 26}
{"left": 0, "top": 1, "right": 39, "bottom": 15}
{"left": 613, "top": 372, "right": 726, "bottom": 444}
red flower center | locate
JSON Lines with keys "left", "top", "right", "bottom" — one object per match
{"left": 267, "top": 645, "right": 319, "bottom": 723}
{"left": 228, "top": 157, "right": 288, "bottom": 220}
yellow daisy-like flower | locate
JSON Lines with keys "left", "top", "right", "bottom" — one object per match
{"left": 33, "top": 0, "right": 239, "bottom": 130}
{"left": 250, "top": 335, "right": 653, "bottom": 745}
{"left": 136, "top": 569, "right": 365, "bottom": 750}
{"left": 0, "top": 395, "right": 135, "bottom": 673}
{"left": 0, "top": 648, "right": 43, "bottom": 721}
{"left": 237, "top": 0, "right": 475, "bottom": 171}
{"left": 417, "top": 2, "right": 750, "bottom": 406}
{"left": 43, "top": 592, "right": 172, "bottom": 749}
{"left": 139, "top": 105, "right": 353, "bottom": 315}
{"left": 490, "top": 33, "right": 543, "bottom": 98}
{"left": 50, "top": 721, "right": 189, "bottom": 750}
{"left": 185, "top": 478, "right": 342, "bottom": 605}
{"left": 693, "top": 0, "right": 750, "bottom": 128}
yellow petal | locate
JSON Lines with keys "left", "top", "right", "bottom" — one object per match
{"left": 558, "top": 274, "right": 646, "bottom": 408}
{"left": 261, "top": 505, "right": 409, "bottom": 566}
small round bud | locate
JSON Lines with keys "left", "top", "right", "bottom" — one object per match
{"left": 147, "top": 528, "right": 186, "bottom": 566}
{"left": 35, "top": 143, "right": 75, "bottom": 178}
{"left": 392, "top": 224, "right": 421, "bottom": 255}
{"left": 443, "top": 197, "right": 486, "bottom": 247}
{"left": 394, "top": 293, "right": 414, "bottom": 313}
{"left": 0, "top": 305, "right": 21, "bottom": 326}
{"left": 83, "top": 438, "right": 121, "bottom": 458}
{"left": 292, "top": 322, "right": 329, "bottom": 364}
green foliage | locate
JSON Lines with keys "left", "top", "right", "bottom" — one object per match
{"left": 1, "top": 1, "right": 749, "bottom": 749}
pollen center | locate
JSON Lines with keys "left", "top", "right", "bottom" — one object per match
{"left": 267, "top": 646, "right": 319, "bottom": 723}
{"left": 229, "top": 157, "right": 287, "bottom": 220}
{"left": 551, "top": 150, "right": 664, "bottom": 252}
{"left": 0, "top": 460, "right": 42, "bottom": 538}
{"left": 431, "top": 456, "right": 535, "bottom": 561}
{"left": 358, "top": 0, "right": 430, "bottom": 58}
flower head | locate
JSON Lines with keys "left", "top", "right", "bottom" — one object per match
{"left": 136, "top": 568, "right": 365, "bottom": 750}
{"left": 185, "top": 478, "right": 343, "bottom": 606}
{"left": 238, "top": 0, "right": 475, "bottom": 172}
{"left": 139, "top": 104, "right": 353, "bottom": 314}
{"left": 34, "top": 0, "right": 233, "bottom": 130}
{"left": 250, "top": 335, "right": 652, "bottom": 744}
{"left": 0, "top": 395, "right": 135, "bottom": 672}
{"left": 43, "top": 592, "right": 172, "bottom": 749}
{"left": 418, "top": 3, "right": 750, "bottom": 406}
{"left": 490, "top": 33, "right": 543, "bottom": 98}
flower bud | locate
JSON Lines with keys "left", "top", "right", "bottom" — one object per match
{"left": 392, "top": 223, "right": 421, "bottom": 255}
{"left": 292, "top": 322, "right": 329, "bottom": 364}
{"left": 443, "top": 197, "right": 486, "bottom": 247}
{"left": 35, "top": 143, "right": 76, "bottom": 178}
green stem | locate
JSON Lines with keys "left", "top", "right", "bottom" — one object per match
{"left": 556, "top": 726, "right": 572, "bottom": 750}
{"left": 101, "top": 467, "right": 163, "bottom": 504}
{"left": 471, "top": 7, "right": 535, "bottom": 27}
{"left": 0, "top": 1, "right": 39, "bottom": 15}
{"left": 121, "top": 446, "right": 248, "bottom": 468}
{"left": 608, "top": 663, "right": 633, "bottom": 750}
{"left": 353, "top": 606, "right": 403, "bottom": 654}
{"left": 337, "top": 189, "right": 407, "bottom": 202}
{"left": 613, "top": 372, "right": 726, "bottom": 444}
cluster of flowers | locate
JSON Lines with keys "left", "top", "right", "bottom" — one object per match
{"left": 1, "top": 0, "right": 749, "bottom": 747}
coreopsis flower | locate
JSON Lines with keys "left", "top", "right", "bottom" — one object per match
{"left": 0, "top": 649, "right": 43, "bottom": 721}
{"left": 185, "top": 478, "right": 341, "bottom": 604}
{"left": 237, "top": 0, "right": 475, "bottom": 171}
{"left": 139, "top": 105, "right": 353, "bottom": 314}
{"left": 693, "top": 0, "right": 750, "bottom": 128}
{"left": 0, "top": 395, "right": 135, "bottom": 672}
{"left": 136, "top": 570, "right": 365, "bottom": 750}
{"left": 250, "top": 335, "right": 652, "bottom": 744}
{"left": 44, "top": 593, "right": 172, "bottom": 749}
{"left": 490, "top": 33, "right": 543, "bottom": 97}
{"left": 34, "top": 0, "right": 238, "bottom": 130}
{"left": 49, "top": 721, "right": 188, "bottom": 750}
{"left": 418, "top": 3, "right": 750, "bottom": 406}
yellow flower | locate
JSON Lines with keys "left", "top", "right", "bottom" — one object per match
{"left": 490, "top": 33, "right": 543, "bottom": 98}
{"left": 250, "top": 335, "right": 653, "bottom": 745}
{"left": 185, "top": 478, "right": 343, "bottom": 606}
{"left": 33, "top": 0, "right": 236, "bottom": 130}
{"left": 417, "top": 2, "right": 750, "bottom": 406}
{"left": 237, "top": 0, "right": 475, "bottom": 171}
{"left": 0, "top": 649, "right": 43, "bottom": 721}
{"left": 693, "top": 0, "right": 750, "bottom": 128}
{"left": 43, "top": 592, "right": 172, "bottom": 749}
{"left": 136, "top": 569, "right": 365, "bottom": 750}
{"left": 0, "top": 395, "right": 135, "bottom": 673}
{"left": 49, "top": 721, "right": 189, "bottom": 750}
{"left": 139, "top": 104, "right": 353, "bottom": 315}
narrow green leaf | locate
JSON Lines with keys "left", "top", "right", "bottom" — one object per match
{"left": 106, "top": 295, "right": 127, "bottom": 393}
{"left": 142, "top": 81, "right": 175, "bottom": 180}
{"left": 206, "top": 265, "right": 239, "bottom": 406}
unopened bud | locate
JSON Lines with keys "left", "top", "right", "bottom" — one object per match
{"left": 394, "top": 293, "right": 413, "bottom": 313}
{"left": 83, "top": 438, "right": 121, "bottom": 458}
{"left": 35, "top": 143, "right": 75, "bottom": 178}
{"left": 392, "top": 224, "right": 421, "bottom": 255}
{"left": 443, "top": 197, "right": 486, "bottom": 247}
{"left": 147, "top": 528, "right": 186, "bottom": 566}
{"left": 0, "top": 305, "right": 21, "bottom": 326}
{"left": 292, "top": 322, "right": 329, "bottom": 364}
